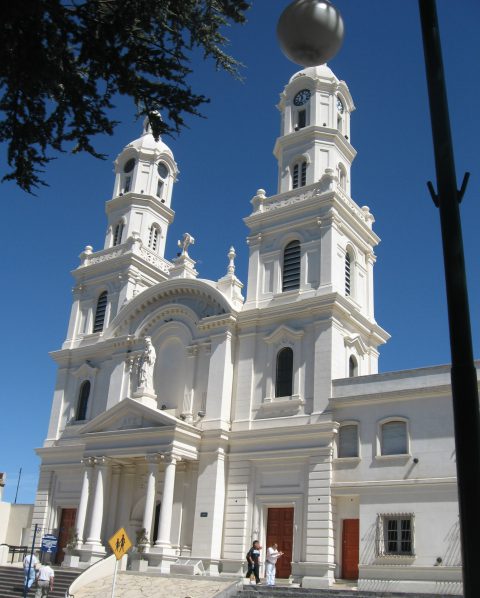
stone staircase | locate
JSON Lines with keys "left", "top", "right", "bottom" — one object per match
{"left": 236, "top": 586, "right": 454, "bottom": 598}
{"left": 0, "top": 565, "right": 80, "bottom": 598}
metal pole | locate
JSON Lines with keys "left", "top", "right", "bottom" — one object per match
{"left": 23, "top": 524, "right": 39, "bottom": 598}
{"left": 14, "top": 467, "right": 22, "bottom": 504}
{"left": 111, "top": 558, "right": 119, "bottom": 598}
{"left": 418, "top": 2, "right": 480, "bottom": 596}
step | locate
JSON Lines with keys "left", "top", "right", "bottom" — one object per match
{"left": 0, "top": 565, "right": 81, "bottom": 598}
{"left": 237, "top": 587, "right": 454, "bottom": 598}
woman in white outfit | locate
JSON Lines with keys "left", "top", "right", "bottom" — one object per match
{"left": 265, "top": 543, "right": 283, "bottom": 586}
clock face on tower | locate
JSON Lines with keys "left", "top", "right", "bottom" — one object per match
{"left": 293, "top": 89, "right": 311, "bottom": 106}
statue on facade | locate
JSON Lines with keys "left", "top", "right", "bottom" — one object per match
{"left": 138, "top": 336, "right": 156, "bottom": 391}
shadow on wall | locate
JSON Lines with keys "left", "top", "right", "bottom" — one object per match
{"left": 443, "top": 518, "right": 461, "bottom": 567}
{"left": 360, "top": 521, "right": 376, "bottom": 564}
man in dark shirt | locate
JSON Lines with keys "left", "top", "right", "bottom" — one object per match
{"left": 246, "top": 540, "right": 262, "bottom": 584}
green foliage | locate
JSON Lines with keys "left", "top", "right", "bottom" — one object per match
{"left": 0, "top": 0, "right": 250, "bottom": 193}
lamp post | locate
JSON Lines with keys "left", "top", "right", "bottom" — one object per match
{"left": 277, "top": 1, "right": 480, "bottom": 596}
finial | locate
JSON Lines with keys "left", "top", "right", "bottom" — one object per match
{"left": 177, "top": 232, "right": 195, "bottom": 256}
{"left": 227, "top": 246, "right": 236, "bottom": 275}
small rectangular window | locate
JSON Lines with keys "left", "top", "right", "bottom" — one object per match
{"left": 301, "top": 161, "right": 307, "bottom": 186}
{"left": 124, "top": 176, "right": 131, "bottom": 193}
{"left": 381, "top": 420, "right": 408, "bottom": 455}
{"left": 292, "top": 164, "right": 299, "bottom": 189}
{"left": 338, "top": 425, "right": 358, "bottom": 458}
{"left": 157, "top": 180, "right": 163, "bottom": 197}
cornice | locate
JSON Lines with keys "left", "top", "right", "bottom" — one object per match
{"left": 332, "top": 477, "right": 457, "bottom": 490}
{"left": 273, "top": 125, "right": 356, "bottom": 162}
{"left": 330, "top": 384, "right": 453, "bottom": 409}
{"left": 105, "top": 193, "right": 175, "bottom": 222}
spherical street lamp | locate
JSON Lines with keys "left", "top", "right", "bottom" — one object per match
{"left": 277, "top": 0, "right": 344, "bottom": 66}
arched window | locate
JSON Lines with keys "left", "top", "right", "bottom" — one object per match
{"left": 349, "top": 355, "right": 358, "bottom": 377}
{"left": 282, "top": 240, "right": 301, "bottom": 292}
{"left": 113, "top": 222, "right": 124, "bottom": 246}
{"left": 292, "top": 161, "right": 307, "bottom": 189}
{"left": 157, "top": 162, "right": 169, "bottom": 198}
{"left": 338, "top": 424, "right": 358, "bottom": 458}
{"left": 275, "top": 347, "right": 293, "bottom": 397}
{"left": 345, "top": 251, "right": 352, "bottom": 296}
{"left": 381, "top": 420, "right": 408, "bottom": 455}
{"left": 123, "top": 158, "right": 135, "bottom": 193}
{"left": 148, "top": 225, "right": 160, "bottom": 252}
{"left": 76, "top": 380, "right": 90, "bottom": 421}
{"left": 93, "top": 291, "right": 108, "bottom": 333}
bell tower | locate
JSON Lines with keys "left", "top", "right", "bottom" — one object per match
{"left": 63, "top": 119, "right": 178, "bottom": 349}
{"left": 242, "top": 65, "right": 389, "bottom": 403}
{"left": 274, "top": 64, "right": 355, "bottom": 195}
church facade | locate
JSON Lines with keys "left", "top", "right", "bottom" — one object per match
{"left": 32, "top": 64, "right": 467, "bottom": 594}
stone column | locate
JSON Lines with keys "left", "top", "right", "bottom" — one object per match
{"left": 141, "top": 455, "right": 159, "bottom": 549}
{"left": 85, "top": 457, "right": 108, "bottom": 548}
{"left": 75, "top": 458, "right": 94, "bottom": 547}
{"left": 155, "top": 455, "right": 177, "bottom": 549}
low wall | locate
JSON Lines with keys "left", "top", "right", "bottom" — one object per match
{"left": 67, "top": 554, "right": 120, "bottom": 597}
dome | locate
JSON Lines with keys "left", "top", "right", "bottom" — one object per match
{"left": 289, "top": 63, "right": 337, "bottom": 85}
{"left": 123, "top": 116, "right": 173, "bottom": 157}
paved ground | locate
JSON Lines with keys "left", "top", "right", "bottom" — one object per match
{"left": 73, "top": 573, "right": 236, "bottom": 597}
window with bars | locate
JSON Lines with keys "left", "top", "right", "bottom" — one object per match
{"left": 113, "top": 222, "right": 124, "bottom": 246}
{"left": 149, "top": 225, "right": 160, "bottom": 252}
{"left": 382, "top": 516, "right": 414, "bottom": 555}
{"left": 338, "top": 424, "right": 358, "bottom": 458}
{"left": 381, "top": 420, "right": 408, "bottom": 455}
{"left": 275, "top": 347, "right": 293, "bottom": 397}
{"left": 76, "top": 380, "right": 91, "bottom": 421}
{"left": 93, "top": 291, "right": 108, "bottom": 333}
{"left": 292, "top": 162, "right": 307, "bottom": 189}
{"left": 282, "top": 240, "right": 301, "bottom": 292}
{"left": 345, "top": 251, "right": 351, "bottom": 296}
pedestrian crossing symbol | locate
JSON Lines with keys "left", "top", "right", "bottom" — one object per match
{"left": 108, "top": 527, "right": 132, "bottom": 560}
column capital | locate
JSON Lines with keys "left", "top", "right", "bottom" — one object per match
{"left": 164, "top": 453, "right": 180, "bottom": 466}
{"left": 93, "top": 456, "right": 109, "bottom": 468}
{"left": 81, "top": 457, "right": 95, "bottom": 468}
{"left": 146, "top": 453, "right": 161, "bottom": 466}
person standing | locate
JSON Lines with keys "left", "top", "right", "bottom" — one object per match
{"left": 23, "top": 552, "right": 38, "bottom": 591}
{"left": 246, "top": 540, "right": 262, "bottom": 585}
{"left": 265, "top": 543, "right": 283, "bottom": 586}
{"left": 35, "top": 563, "right": 54, "bottom": 597}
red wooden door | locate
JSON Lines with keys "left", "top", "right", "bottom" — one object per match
{"left": 341, "top": 519, "right": 359, "bottom": 580}
{"left": 266, "top": 507, "right": 294, "bottom": 579}
{"left": 56, "top": 508, "right": 77, "bottom": 564}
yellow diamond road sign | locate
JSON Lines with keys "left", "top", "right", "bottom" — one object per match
{"left": 108, "top": 527, "right": 132, "bottom": 560}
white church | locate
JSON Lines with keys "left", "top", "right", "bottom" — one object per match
{"left": 32, "top": 63, "right": 468, "bottom": 595}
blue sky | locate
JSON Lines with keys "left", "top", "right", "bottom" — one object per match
{"left": 2, "top": 0, "right": 480, "bottom": 504}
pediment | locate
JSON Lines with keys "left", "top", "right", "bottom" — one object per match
{"left": 72, "top": 362, "right": 98, "bottom": 379}
{"left": 80, "top": 398, "right": 178, "bottom": 434}
{"left": 264, "top": 324, "right": 304, "bottom": 346}
{"left": 344, "top": 334, "right": 368, "bottom": 356}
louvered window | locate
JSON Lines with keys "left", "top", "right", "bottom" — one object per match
{"left": 149, "top": 225, "right": 159, "bottom": 252}
{"left": 292, "top": 161, "right": 307, "bottom": 189}
{"left": 345, "top": 252, "right": 351, "bottom": 296}
{"left": 113, "top": 222, "right": 124, "bottom": 246}
{"left": 381, "top": 420, "right": 408, "bottom": 455}
{"left": 282, "top": 240, "right": 301, "bottom": 292}
{"left": 338, "top": 425, "right": 358, "bottom": 458}
{"left": 76, "top": 381, "right": 91, "bottom": 421}
{"left": 275, "top": 347, "right": 293, "bottom": 397}
{"left": 301, "top": 161, "right": 307, "bottom": 186}
{"left": 93, "top": 291, "right": 108, "bottom": 333}
{"left": 292, "top": 164, "right": 299, "bottom": 189}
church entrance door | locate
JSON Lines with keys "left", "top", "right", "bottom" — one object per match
{"left": 266, "top": 507, "right": 294, "bottom": 579}
{"left": 55, "top": 508, "right": 77, "bottom": 564}
{"left": 341, "top": 518, "right": 359, "bottom": 580}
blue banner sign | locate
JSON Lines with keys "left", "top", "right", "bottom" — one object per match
{"left": 41, "top": 534, "right": 58, "bottom": 553}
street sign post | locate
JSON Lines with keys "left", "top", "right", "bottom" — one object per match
{"left": 108, "top": 528, "right": 132, "bottom": 598}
